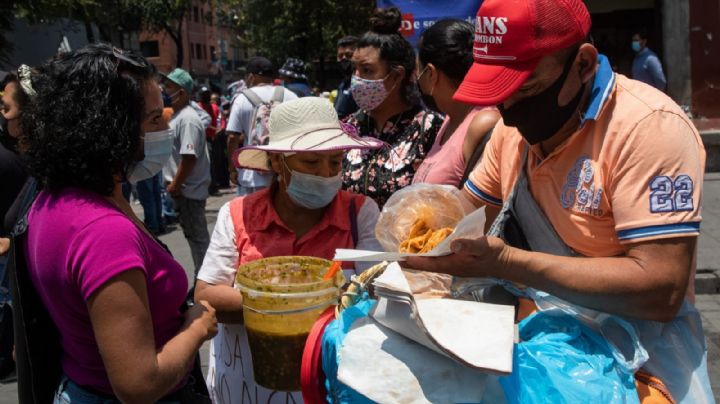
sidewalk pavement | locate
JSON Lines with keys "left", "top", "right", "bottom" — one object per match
{"left": 0, "top": 183, "right": 719, "bottom": 402}
{"left": 698, "top": 173, "right": 720, "bottom": 294}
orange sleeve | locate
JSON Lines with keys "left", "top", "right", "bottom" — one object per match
{"left": 609, "top": 111, "right": 704, "bottom": 243}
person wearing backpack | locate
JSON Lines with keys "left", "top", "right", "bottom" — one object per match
{"left": 226, "top": 56, "right": 298, "bottom": 196}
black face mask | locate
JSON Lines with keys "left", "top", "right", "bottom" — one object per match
{"left": 0, "top": 115, "right": 19, "bottom": 151}
{"left": 161, "top": 90, "right": 173, "bottom": 107}
{"left": 498, "top": 51, "right": 585, "bottom": 145}
{"left": 418, "top": 83, "right": 439, "bottom": 113}
{"left": 0, "top": 114, "right": 7, "bottom": 136}
{"left": 339, "top": 59, "right": 353, "bottom": 77}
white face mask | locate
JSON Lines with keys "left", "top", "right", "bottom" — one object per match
{"left": 127, "top": 128, "right": 173, "bottom": 184}
{"left": 281, "top": 157, "right": 342, "bottom": 209}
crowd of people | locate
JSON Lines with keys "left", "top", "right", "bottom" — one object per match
{"left": 0, "top": 0, "right": 713, "bottom": 403}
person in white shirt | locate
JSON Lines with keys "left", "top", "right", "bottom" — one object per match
{"left": 226, "top": 56, "right": 298, "bottom": 196}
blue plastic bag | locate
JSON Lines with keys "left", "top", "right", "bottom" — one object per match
{"left": 500, "top": 312, "right": 639, "bottom": 404}
{"left": 322, "top": 294, "right": 376, "bottom": 404}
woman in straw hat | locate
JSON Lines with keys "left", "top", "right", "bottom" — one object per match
{"left": 194, "top": 97, "right": 384, "bottom": 403}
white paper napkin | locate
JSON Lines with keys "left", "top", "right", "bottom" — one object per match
{"left": 337, "top": 317, "right": 508, "bottom": 404}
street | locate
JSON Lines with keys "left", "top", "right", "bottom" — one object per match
{"left": 0, "top": 184, "right": 718, "bottom": 402}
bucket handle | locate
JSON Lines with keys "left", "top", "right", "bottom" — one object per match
{"left": 243, "top": 298, "right": 337, "bottom": 315}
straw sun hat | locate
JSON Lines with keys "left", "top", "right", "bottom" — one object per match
{"left": 233, "top": 97, "right": 384, "bottom": 171}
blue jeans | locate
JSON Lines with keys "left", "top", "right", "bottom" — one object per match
{"left": 135, "top": 174, "right": 163, "bottom": 232}
{"left": 161, "top": 188, "right": 178, "bottom": 221}
{"left": 54, "top": 377, "right": 119, "bottom": 404}
{"left": 54, "top": 376, "right": 183, "bottom": 404}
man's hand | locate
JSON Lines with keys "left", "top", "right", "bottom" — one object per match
{"left": 229, "top": 169, "right": 238, "bottom": 186}
{"left": 167, "top": 181, "right": 182, "bottom": 197}
{"left": 405, "top": 236, "right": 511, "bottom": 278}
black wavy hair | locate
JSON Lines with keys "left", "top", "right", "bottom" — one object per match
{"left": 357, "top": 7, "right": 417, "bottom": 104}
{"left": 418, "top": 19, "right": 475, "bottom": 85}
{"left": 22, "top": 43, "right": 156, "bottom": 196}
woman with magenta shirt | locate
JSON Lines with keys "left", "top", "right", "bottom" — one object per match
{"left": 412, "top": 19, "right": 500, "bottom": 187}
{"left": 20, "top": 44, "right": 217, "bottom": 402}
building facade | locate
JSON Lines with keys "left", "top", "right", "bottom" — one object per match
{"left": 137, "top": 0, "right": 247, "bottom": 91}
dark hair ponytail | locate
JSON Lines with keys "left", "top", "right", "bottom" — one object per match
{"left": 418, "top": 19, "right": 474, "bottom": 85}
{"left": 369, "top": 7, "right": 402, "bottom": 34}
{"left": 358, "top": 7, "right": 417, "bottom": 105}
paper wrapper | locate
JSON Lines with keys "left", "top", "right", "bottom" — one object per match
{"left": 369, "top": 262, "right": 515, "bottom": 374}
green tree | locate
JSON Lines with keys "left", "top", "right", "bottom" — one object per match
{"left": 12, "top": 0, "right": 142, "bottom": 46}
{"left": 231, "top": 0, "right": 375, "bottom": 87}
{"left": 5, "top": 0, "right": 194, "bottom": 68}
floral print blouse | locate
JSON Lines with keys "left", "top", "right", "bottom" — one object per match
{"left": 342, "top": 104, "right": 443, "bottom": 208}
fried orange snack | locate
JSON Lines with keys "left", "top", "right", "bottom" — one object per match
{"left": 398, "top": 218, "right": 453, "bottom": 254}
{"left": 419, "top": 227, "right": 453, "bottom": 253}
{"left": 399, "top": 228, "right": 432, "bottom": 253}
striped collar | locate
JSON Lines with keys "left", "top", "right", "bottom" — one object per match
{"left": 580, "top": 54, "right": 615, "bottom": 126}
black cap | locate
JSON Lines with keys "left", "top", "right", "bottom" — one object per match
{"left": 247, "top": 56, "right": 275, "bottom": 76}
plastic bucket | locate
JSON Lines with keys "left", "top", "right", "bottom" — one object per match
{"left": 235, "top": 256, "right": 344, "bottom": 391}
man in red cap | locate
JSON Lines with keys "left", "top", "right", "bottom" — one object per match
{"left": 408, "top": 0, "right": 714, "bottom": 402}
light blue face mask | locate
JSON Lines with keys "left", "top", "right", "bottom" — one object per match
{"left": 631, "top": 40, "right": 642, "bottom": 52}
{"left": 282, "top": 158, "right": 342, "bottom": 209}
{"left": 127, "top": 128, "right": 173, "bottom": 184}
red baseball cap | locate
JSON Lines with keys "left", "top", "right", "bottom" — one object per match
{"left": 454, "top": 0, "right": 591, "bottom": 106}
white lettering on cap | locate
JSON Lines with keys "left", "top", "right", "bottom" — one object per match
{"left": 476, "top": 16, "right": 508, "bottom": 35}
{"left": 474, "top": 15, "right": 515, "bottom": 61}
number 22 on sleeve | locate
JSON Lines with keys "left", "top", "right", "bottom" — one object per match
{"left": 649, "top": 175, "right": 694, "bottom": 213}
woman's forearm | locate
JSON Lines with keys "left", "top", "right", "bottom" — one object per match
{"left": 195, "top": 281, "right": 244, "bottom": 323}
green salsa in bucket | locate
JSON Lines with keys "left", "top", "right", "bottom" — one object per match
{"left": 235, "top": 256, "right": 344, "bottom": 391}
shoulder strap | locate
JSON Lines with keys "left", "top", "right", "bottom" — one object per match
{"left": 10, "top": 178, "right": 38, "bottom": 237}
{"left": 7, "top": 178, "right": 63, "bottom": 404}
{"left": 349, "top": 198, "right": 359, "bottom": 247}
{"left": 241, "top": 88, "right": 264, "bottom": 108}
{"left": 459, "top": 127, "right": 494, "bottom": 189}
{"left": 271, "top": 86, "right": 285, "bottom": 103}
